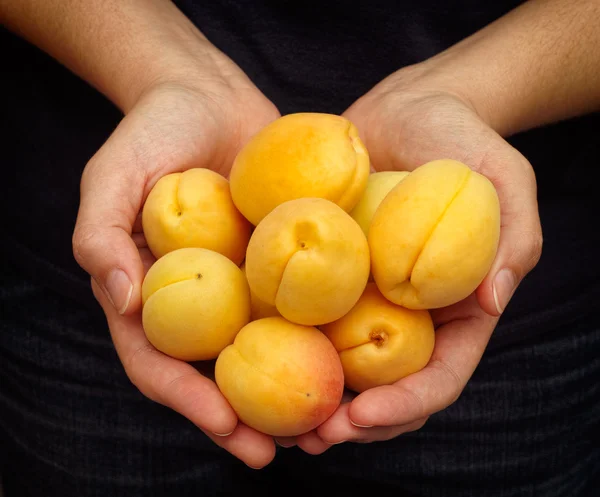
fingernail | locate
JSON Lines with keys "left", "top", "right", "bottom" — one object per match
{"left": 325, "top": 440, "right": 346, "bottom": 445}
{"left": 104, "top": 268, "right": 133, "bottom": 315}
{"left": 246, "top": 464, "right": 262, "bottom": 470}
{"left": 493, "top": 268, "right": 517, "bottom": 314}
{"left": 212, "top": 431, "right": 234, "bottom": 437}
{"left": 350, "top": 420, "right": 373, "bottom": 428}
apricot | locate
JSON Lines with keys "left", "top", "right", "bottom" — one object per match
{"left": 240, "top": 261, "right": 281, "bottom": 320}
{"left": 215, "top": 317, "right": 344, "bottom": 437}
{"left": 141, "top": 248, "right": 251, "bottom": 361}
{"left": 142, "top": 168, "right": 252, "bottom": 265}
{"left": 320, "top": 283, "right": 434, "bottom": 393}
{"left": 369, "top": 159, "right": 501, "bottom": 309}
{"left": 350, "top": 171, "right": 409, "bottom": 236}
{"left": 244, "top": 197, "right": 370, "bottom": 326}
{"left": 229, "top": 113, "right": 370, "bottom": 226}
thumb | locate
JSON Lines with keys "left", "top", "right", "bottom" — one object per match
{"left": 72, "top": 142, "right": 146, "bottom": 316}
{"left": 476, "top": 146, "right": 543, "bottom": 316}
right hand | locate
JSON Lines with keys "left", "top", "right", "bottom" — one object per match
{"left": 72, "top": 79, "right": 280, "bottom": 469}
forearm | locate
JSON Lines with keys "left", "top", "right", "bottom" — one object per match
{"left": 0, "top": 0, "right": 231, "bottom": 112}
{"left": 420, "top": 0, "right": 600, "bottom": 136}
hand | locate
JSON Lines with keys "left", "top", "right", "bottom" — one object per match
{"left": 279, "top": 66, "right": 543, "bottom": 453}
{"left": 72, "top": 80, "right": 281, "bottom": 469}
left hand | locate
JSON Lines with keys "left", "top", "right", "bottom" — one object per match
{"left": 275, "top": 65, "right": 543, "bottom": 453}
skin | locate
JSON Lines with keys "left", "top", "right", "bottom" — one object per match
{"left": 2, "top": 0, "right": 599, "bottom": 466}
{"left": 279, "top": 0, "right": 599, "bottom": 454}
{"left": 1, "top": 0, "right": 281, "bottom": 469}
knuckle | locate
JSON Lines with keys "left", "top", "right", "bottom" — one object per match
{"left": 405, "top": 416, "right": 429, "bottom": 434}
{"left": 122, "top": 344, "right": 162, "bottom": 400}
{"left": 72, "top": 224, "right": 100, "bottom": 269}
{"left": 525, "top": 230, "right": 544, "bottom": 271}
{"left": 429, "top": 358, "right": 463, "bottom": 407}
{"left": 124, "top": 343, "right": 155, "bottom": 374}
{"left": 415, "top": 417, "right": 429, "bottom": 430}
{"left": 159, "top": 373, "right": 191, "bottom": 404}
{"left": 389, "top": 385, "right": 426, "bottom": 422}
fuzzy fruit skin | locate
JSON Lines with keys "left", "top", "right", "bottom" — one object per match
{"left": 369, "top": 159, "right": 501, "bottom": 309}
{"left": 321, "top": 282, "right": 435, "bottom": 393}
{"left": 229, "top": 112, "right": 370, "bottom": 226}
{"left": 215, "top": 317, "right": 345, "bottom": 437}
{"left": 142, "top": 168, "right": 252, "bottom": 265}
{"left": 141, "top": 247, "right": 251, "bottom": 361}
{"left": 350, "top": 170, "right": 410, "bottom": 236}
{"left": 244, "top": 197, "right": 371, "bottom": 326}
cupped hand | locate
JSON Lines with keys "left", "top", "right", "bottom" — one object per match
{"left": 72, "top": 80, "right": 280, "bottom": 469}
{"left": 282, "top": 68, "right": 543, "bottom": 453}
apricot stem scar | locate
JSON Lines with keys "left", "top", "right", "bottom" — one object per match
{"left": 369, "top": 329, "right": 388, "bottom": 347}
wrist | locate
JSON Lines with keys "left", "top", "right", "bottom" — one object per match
{"left": 388, "top": 0, "right": 600, "bottom": 137}
{"left": 0, "top": 0, "right": 253, "bottom": 115}
{"left": 124, "top": 41, "right": 237, "bottom": 114}
{"left": 98, "top": 10, "right": 245, "bottom": 114}
{"left": 372, "top": 62, "right": 490, "bottom": 128}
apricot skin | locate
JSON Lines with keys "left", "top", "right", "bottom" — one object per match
{"left": 229, "top": 113, "right": 370, "bottom": 226}
{"left": 349, "top": 170, "right": 409, "bottom": 236}
{"left": 215, "top": 317, "right": 344, "bottom": 437}
{"left": 369, "top": 159, "right": 501, "bottom": 309}
{"left": 141, "top": 248, "right": 251, "bottom": 361}
{"left": 244, "top": 197, "right": 371, "bottom": 326}
{"left": 142, "top": 168, "right": 252, "bottom": 265}
{"left": 240, "top": 261, "right": 281, "bottom": 320}
{"left": 320, "top": 283, "right": 435, "bottom": 393}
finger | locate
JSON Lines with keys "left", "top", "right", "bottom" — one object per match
{"left": 317, "top": 403, "right": 366, "bottom": 444}
{"left": 274, "top": 436, "right": 297, "bottom": 448}
{"left": 108, "top": 250, "right": 277, "bottom": 469}
{"left": 317, "top": 404, "right": 428, "bottom": 444}
{"left": 352, "top": 418, "right": 428, "bottom": 443}
{"left": 348, "top": 297, "right": 498, "bottom": 427}
{"left": 295, "top": 430, "right": 332, "bottom": 455}
{"left": 139, "top": 247, "right": 156, "bottom": 276}
{"left": 206, "top": 423, "right": 276, "bottom": 469}
{"left": 91, "top": 279, "right": 238, "bottom": 437}
{"left": 475, "top": 145, "right": 543, "bottom": 316}
{"left": 73, "top": 131, "right": 147, "bottom": 317}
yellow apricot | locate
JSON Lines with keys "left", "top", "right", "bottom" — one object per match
{"left": 245, "top": 197, "right": 370, "bottom": 326}
{"left": 240, "top": 261, "right": 281, "bottom": 320}
{"left": 369, "top": 159, "right": 501, "bottom": 309}
{"left": 229, "top": 113, "right": 370, "bottom": 226}
{"left": 320, "top": 283, "right": 434, "bottom": 393}
{"left": 142, "top": 168, "right": 252, "bottom": 265}
{"left": 141, "top": 248, "right": 251, "bottom": 361}
{"left": 350, "top": 170, "right": 409, "bottom": 236}
{"left": 215, "top": 317, "right": 344, "bottom": 437}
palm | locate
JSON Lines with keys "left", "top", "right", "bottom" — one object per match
{"left": 286, "top": 87, "right": 541, "bottom": 452}
{"left": 124, "top": 85, "right": 280, "bottom": 197}
{"left": 82, "top": 83, "right": 281, "bottom": 468}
